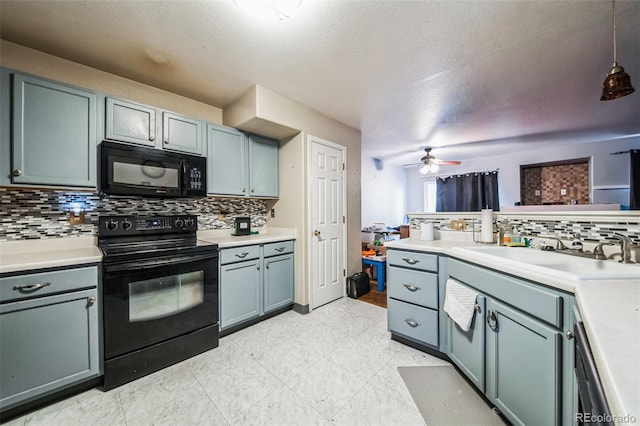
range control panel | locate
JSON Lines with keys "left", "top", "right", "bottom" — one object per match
{"left": 99, "top": 215, "right": 198, "bottom": 236}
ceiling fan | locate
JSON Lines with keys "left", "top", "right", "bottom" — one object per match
{"left": 403, "top": 147, "right": 462, "bottom": 174}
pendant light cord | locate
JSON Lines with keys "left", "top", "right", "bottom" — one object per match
{"left": 612, "top": 0, "right": 617, "bottom": 63}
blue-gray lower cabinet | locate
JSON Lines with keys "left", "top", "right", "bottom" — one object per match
{"left": 220, "top": 259, "right": 261, "bottom": 329}
{"left": 386, "top": 249, "right": 440, "bottom": 350}
{"left": 485, "top": 298, "right": 562, "bottom": 426}
{"left": 445, "top": 258, "right": 573, "bottom": 426}
{"left": 10, "top": 72, "right": 97, "bottom": 188}
{"left": 264, "top": 253, "right": 294, "bottom": 313}
{"left": 219, "top": 241, "right": 294, "bottom": 332}
{"left": 0, "top": 266, "right": 100, "bottom": 412}
{"left": 448, "top": 292, "right": 486, "bottom": 392}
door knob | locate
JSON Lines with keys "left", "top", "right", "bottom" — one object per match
{"left": 313, "top": 230, "right": 321, "bottom": 237}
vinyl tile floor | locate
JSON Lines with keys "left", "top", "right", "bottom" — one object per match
{"left": 5, "top": 297, "right": 450, "bottom": 426}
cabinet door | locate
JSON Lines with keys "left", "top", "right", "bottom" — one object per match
{"left": 105, "top": 97, "right": 156, "bottom": 146}
{"left": 162, "top": 111, "right": 202, "bottom": 155}
{"left": 485, "top": 299, "right": 562, "bottom": 426}
{"left": 0, "top": 289, "right": 99, "bottom": 411}
{"left": 220, "top": 259, "right": 261, "bottom": 330}
{"left": 12, "top": 74, "right": 97, "bottom": 187}
{"left": 264, "top": 253, "right": 294, "bottom": 313}
{"left": 448, "top": 294, "right": 486, "bottom": 392}
{"left": 206, "top": 124, "right": 247, "bottom": 196}
{"left": 248, "top": 135, "right": 279, "bottom": 198}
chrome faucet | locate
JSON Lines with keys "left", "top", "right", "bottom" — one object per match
{"left": 539, "top": 235, "right": 568, "bottom": 250}
{"left": 593, "top": 241, "right": 615, "bottom": 260}
{"left": 612, "top": 233, "right": 636, "bottom": 264}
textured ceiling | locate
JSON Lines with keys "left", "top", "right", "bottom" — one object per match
{"left": 1, "top": 0, "right": 639, "bottom": 166}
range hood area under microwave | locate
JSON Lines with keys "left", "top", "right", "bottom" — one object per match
{"left": 100, "top": 141, "right": 206, "bottom": 198}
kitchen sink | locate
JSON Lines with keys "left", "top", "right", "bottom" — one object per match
{"left": 453, "top": 245, "right": 640, "bottom": 280}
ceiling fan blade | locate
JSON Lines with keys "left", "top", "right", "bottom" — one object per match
{"left": 437, "top": 160, "right": 462, "bottom": 165}
{"left": 401, "top": 162, "right": 423, "bottom": 168}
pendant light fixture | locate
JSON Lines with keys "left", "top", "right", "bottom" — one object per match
{"left": 600, "top": 0, "right": 635, "bottom": 101}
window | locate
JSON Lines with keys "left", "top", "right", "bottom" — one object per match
{"left": 424, "top": 180, "right": 437, "bottom": 212}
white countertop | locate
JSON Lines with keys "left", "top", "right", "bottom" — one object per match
{"left": 197, "top": 227, "right": 296, "bottom": 248}
{"left": 0, "top": 236, "right": 102, "bottom": 274}
{"left": 385, "top": 238, "right": 640, "bottom": 422}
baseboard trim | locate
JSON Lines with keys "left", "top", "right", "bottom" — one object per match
{"left": 292, "top": 303, "right": 309, "bottom": 314}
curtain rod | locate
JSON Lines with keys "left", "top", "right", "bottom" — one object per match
{"left": 419, "top": 168, "right": 499, "bottom": 180}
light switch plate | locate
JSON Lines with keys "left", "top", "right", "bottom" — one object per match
{"left": 561, "top": 188, "right": 567, "bottom": 195}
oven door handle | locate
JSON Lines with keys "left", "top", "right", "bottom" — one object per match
{"left": 104, "top": 253, "right": 217, "bottom": 273}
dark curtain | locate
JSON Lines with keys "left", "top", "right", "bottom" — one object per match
{"left": 436, "top": 171, "right": 500, "bottom": 212}
{"left": 631, "top": 149, "right": 640, "bottom": 210}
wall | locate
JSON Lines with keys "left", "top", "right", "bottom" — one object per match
{"left": 226, "top": 86, "right": 362, "bottom": 309}
{"left": 0, "top": 40, "right": 223, "bottom": 124}
{"left": 360, "top": 156, "right": 406, "bottom": 228}
{"left": 406, "top": 136, "right": 640, "bottom": 211}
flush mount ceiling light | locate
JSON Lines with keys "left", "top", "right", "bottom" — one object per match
{"left": 600, "top": 0, "right": 635, "bottom": 101}
{"left": 234, "top": 0, "right": 302, "bottom": 20}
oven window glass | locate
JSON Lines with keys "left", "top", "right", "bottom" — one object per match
{"left": 112, "top": 155, "right": 180, "bottom": 189}
{"left": 129, "top": 271, "right": 204, "bottom": 322}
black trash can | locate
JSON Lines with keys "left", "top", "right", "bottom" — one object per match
{"left": 346, "top": 272, "right": 370, "bottom": 299}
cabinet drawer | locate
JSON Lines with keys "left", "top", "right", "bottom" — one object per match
{"left": 0, "top": 266, "right": 98, "bottom": 303}
{"left": 220, "top": 245, "right": 260, "bottom": 265}
{"left": 388, "top": 266, "right": 438, "bottom": 309}
{"left": 448, "top": 258, "right": 564, "bottom": 328}
{"left": 388, "top": 298, "right": 438, "bottom": 347}
{"left": 263, "top": 240, "right": 294, "bottom": 257}
{"left": 388, "top": 250, "right": 438, "bottom": 272}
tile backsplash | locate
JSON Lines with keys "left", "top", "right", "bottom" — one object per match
{"left": 409, "top": 213, "right": 640, "bottom": 245}
{"left": 0, "top": 188, "right": 268, "bottom": 241}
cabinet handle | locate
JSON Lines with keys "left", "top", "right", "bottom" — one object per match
{"left": 87, "top": 296, "right": 96, "bottom": 306}
{"left": 402, "top": 258, "right": 419, "bottom": 265}
{"left": 242, "top": 188, "right": 246, "bottom": 193}
{"left": 149, "top": 135, "right": 155, "bottom": 141}
{"left": 403, "top": 284, "right": 421, "bottom": 292}
{"left": 566, "top": 330, "right": 575, "bottom": 340}
{"left": 475, "top": 303, "right": 481, "bottom": 313}
{"left": 274, "top": 247, "right": 285, "bottom": 252}
{"left": 13, "top": 282, "right": 51, "bottom": 293}
{"left": 251, "top": 189, "right": 255, "bottom": 193}
{"left": 257, "top": 265, "right": 260, "bottom": 271}
{"left": 12, "top": 169, "right": 23, "bottom": 177}
{"left": 404, "top": 319, "right": 421, "bottom": 328}
{"left": 235, "top": 252, "right": 249, "bottom": 259}
{"left": 164, "top": 140, "right": 169, "bottom": 144}
{"left": 486, "top": 310, "right": 498, "bottom": 331}
{"left": 266, "top": 263, "right": 270, "bottom": 269}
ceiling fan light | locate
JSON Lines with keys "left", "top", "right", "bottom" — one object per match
{"left": 600, "top": 63, "right": 635, "bottom": 101}
{"left": 420, "top": 165, "right": 429, "bottom": 175}
{"left": 430, "top": 163, "right": 440, "bottom": 173}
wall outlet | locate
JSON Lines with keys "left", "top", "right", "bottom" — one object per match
{"left": 560, "top": 188, "right": 567, "bottom": 195}
{"left": 535, "top": 189, "right": 541, "bottom": 196}
{"left": 271, "top": 208, "right": 275, "bottom": 218}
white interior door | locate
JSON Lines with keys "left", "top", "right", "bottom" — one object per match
{"left": 309, "top": 136, "right": 346, "bottom": 309}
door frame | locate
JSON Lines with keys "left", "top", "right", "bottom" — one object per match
{"left": 306, "top": 134, "right": 347, "bottom": 311}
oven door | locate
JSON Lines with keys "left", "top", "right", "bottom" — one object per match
{"left": 103, "top": 252, "right": 218, "bottom": 360}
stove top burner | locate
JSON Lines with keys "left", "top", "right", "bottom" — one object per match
{"left": 99, "top": 215, "right": 218, "bottom": 262}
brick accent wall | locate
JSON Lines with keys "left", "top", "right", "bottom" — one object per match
{"left": 521, "top": 162, "right": 589, "bottom": 205}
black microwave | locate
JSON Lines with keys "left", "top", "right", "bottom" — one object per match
{"left": 100, "top": 141, "right": 206, "bottom": 198}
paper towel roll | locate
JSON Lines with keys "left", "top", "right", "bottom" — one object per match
{"left": 481, "top": 209, "right": 493, "bottom": 243}
{"left": 421, "top": 222, "right": 434, "bottom": 241}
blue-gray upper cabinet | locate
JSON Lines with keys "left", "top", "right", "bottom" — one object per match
{"left": 206, "top": 125, "right": 279, "bottom": 198}
{"left": 105, "top": 97, "right": 156, "bottom": 147}
{"left": 161, "top": 111, "right": 202, "bottom": 155}
{"left": 248, "top": 135, "right": 279, "bottom": 198}
{"left": 206, "top": 123, "right": 247, "bottom": 196}
{"left": 11, "top": 74, "right": 97, "bottom": 187}
{"left": 105, "top": 97, "right": 202, "bottom": 155}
